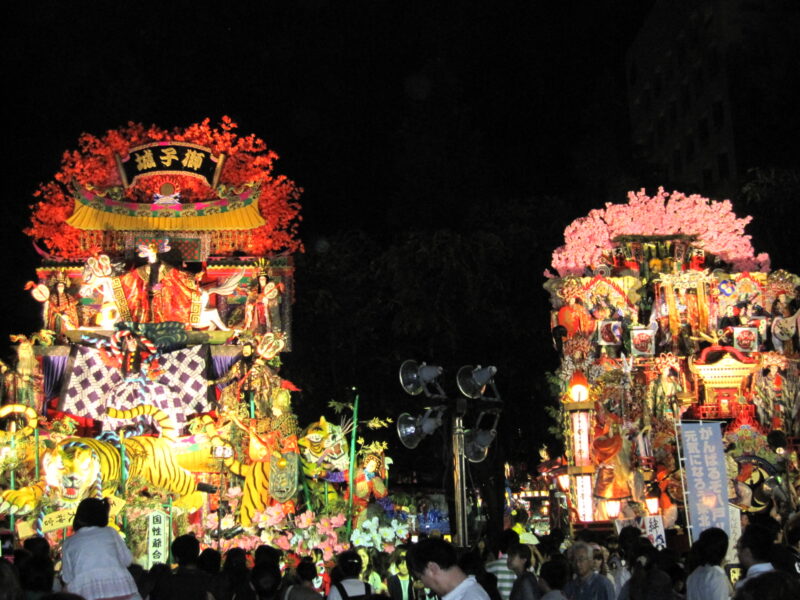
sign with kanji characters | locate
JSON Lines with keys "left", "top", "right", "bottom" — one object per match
{"left": 680, "top": 421, "right": 730, "bottom": 540}
{"left": 146, "top": 510, "right": 170, "bottom": 569}
{"left": 16, "top": 496, "right": 126, "bottom": 538}
{"left": 613, "top": 515, "right": 667, "bottom": 550}
{"left": 725, "top": 505, "right": 742, "bottom": 564}
{"left": 117, "top": 142, "right": 224, "bottom": 188}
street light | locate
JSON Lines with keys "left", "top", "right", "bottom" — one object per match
{"left": 398, "top": 360, "right": 501, "bottom": 547}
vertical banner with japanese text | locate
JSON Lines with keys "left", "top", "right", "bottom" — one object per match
{"left": 680, "top": 421, "right": 729, "bottom": 540}
{"left": 146, "top": 510, "right": 170, "bottom": 569}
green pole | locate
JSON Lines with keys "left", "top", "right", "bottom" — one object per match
{"left": 346, "top": 393, "right": 359, "bottom": 537}
{"left": 301, "top": 474, "right": 312, "bottom": 512}
{"left": 167, "top": 497, "right": 173, "bottom": 565}
{"left": 120, "top": 440, "right": 128, "bottom": 535}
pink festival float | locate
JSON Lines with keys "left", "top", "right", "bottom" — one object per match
{"left": 543, "top": 188, "right": 799, "bottom": 542}
{"left": 0, "top": 120, "right": 412, "bottom": 563}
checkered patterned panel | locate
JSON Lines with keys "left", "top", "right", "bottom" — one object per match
{"left": 63, "top": 345, "right": 212, "bottom": 425}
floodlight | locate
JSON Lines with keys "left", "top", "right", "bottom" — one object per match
{"left": 463, "top": 408, "right": 500, "bottom": 462}
{"left": 397, "top": 406, "right": 445, "bottom": 449}
{"left": 399, "top": 359, "right": 444, "bottom": 397}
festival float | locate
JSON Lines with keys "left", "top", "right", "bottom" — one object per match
{"left": 542, "top": 188, "right": 800, "bottom": 545}
{"left": 0, "top": 119, "right": 411, "bottom": 564}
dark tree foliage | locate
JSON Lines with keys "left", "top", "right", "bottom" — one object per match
{"left": 283, "top": 196, "right": 566, "bottom": 538}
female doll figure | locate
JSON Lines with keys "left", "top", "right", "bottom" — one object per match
{"left": 60, "top": 497, "right": 141, "bottom": 600}
{"left": 771, "top": 301, "right": 799, "bottom": 355}
{"left": 244, "top": 272, "right": 282, "bottom": 334}
{"left": 28, "top": 272, "right": 79, "bottom": 340}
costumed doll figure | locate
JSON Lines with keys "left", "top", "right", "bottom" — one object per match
{"left": 556, "top": 280, "right": 595, "bottom": 340}
{"left": 95, "top": 330, "right": 165, "bottom": 426}
{"left": 592, "top": 399, "right": 634, "bottom": 507}
{"left": 650, "top": 302, "right": 674, "bottom": 353}
{"left": 243, "top": 264, "right": 283, "bottom": 334}
{"left": 754, "top": 352, "right": 788, "bottom": 431}
{"left": 297, "top": 417, "right": 353, "bottom": 511}
{"left": 556, "top": 335, "right": 603, "bottom": 386}
{"left": 231, "top": 380, "right": 301, "bottom": 514}
{"left": 263, "top": 389, "right": 301, "bottom": 512}
{"left": 7, "top": 335, "right": 45, "bottom": 412}
{"left": 688, "top": 248, "right": 706, "bottom": 271}
{"left": 647, "top": 353, "right": 683, "bottom": 424}
{"left": 346, "top": 451, "right": 389, "bottom": 527}
{"left": 27, "top": 272, "right": 79, "bottom": 340}
{"left": 771, "top": 300, "right": 799, "bottom": 355}
{"left": 120, "top": 239, "right": 201, "bottom": 324}
{"left": 209, "top": 332, "right": 288, "bottom": 418}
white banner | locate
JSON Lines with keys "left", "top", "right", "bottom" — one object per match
{"left": 614, "top": 515, "right": 667, "bottom": 550}
{"left": 146, "top": 510, "right": 170, "bottom": 569}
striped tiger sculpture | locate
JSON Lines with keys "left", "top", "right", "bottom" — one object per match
{"left": 0, "top": 405, "right": 215, "bottom": 516}
{"left": 209, "top": 413, "right": 300, "bottom": 527}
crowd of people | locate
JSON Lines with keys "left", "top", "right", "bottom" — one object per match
{"left": 2, "top": 498, "right": 800, "bottom": 600}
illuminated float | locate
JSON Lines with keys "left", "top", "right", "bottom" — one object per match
{"left": 0, "top": 119, "right": 407, "bottom": 561}
{"left": 544, "top": 188, "right": 799, "bottom": 541}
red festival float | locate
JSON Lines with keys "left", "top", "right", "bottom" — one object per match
{"left": 543, "top": 188, "right": 799, "bottom": 546}
{"left": 0, "top": 120, "right": 411, "bottom": 563}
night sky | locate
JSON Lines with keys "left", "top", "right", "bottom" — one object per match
{"left": 3, "top": 0, "right": 652, "bottom": 337}
{"left": 10, "top": 1, "right": 795, "bottom": 479}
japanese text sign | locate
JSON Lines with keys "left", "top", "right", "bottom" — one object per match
{"left": 614, "top": 515, "right": 667, "bottom": 550}
{"left": 680, "top": 422, "right": 729, "bottom": 540}
{"left": 118, "top": 142, "right": 223, "bottom": 188}
{"left": 146, "top": 510, "right": 170, "bottom": 569}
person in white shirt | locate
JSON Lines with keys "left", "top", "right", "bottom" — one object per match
{"left": 408, "top": 538, "right": 490, "bottom": 600}
{"left": 734, "top": 523, "right": 775, "bottom": 592}
{"left": 686, "top": 527, "right": 732, "bottom": 600}
{"left": 60, "top": 497, "right": 141, "bottom": 600}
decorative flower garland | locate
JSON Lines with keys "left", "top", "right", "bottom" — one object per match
{"left": 25, "top": 117, "right": 302, "bottom": 259}
{"left": 549, "top": 188, "right": 770, "bottom": 277}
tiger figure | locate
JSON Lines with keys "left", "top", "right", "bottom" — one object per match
{"left": 296, "top": 417, "right": 352, "bottom": 511}
{"left": 298, "top": 416, "right": 351, "bottom": 477}
{"left": 208, "top": 413, "right": 300, "bottom": 527}
{"left": 0, "top": 405, "right": 215, "bottom": 515}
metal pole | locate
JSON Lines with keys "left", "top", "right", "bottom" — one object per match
{"left": 452, "top": 413, "right": 468, "bottom": 547}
